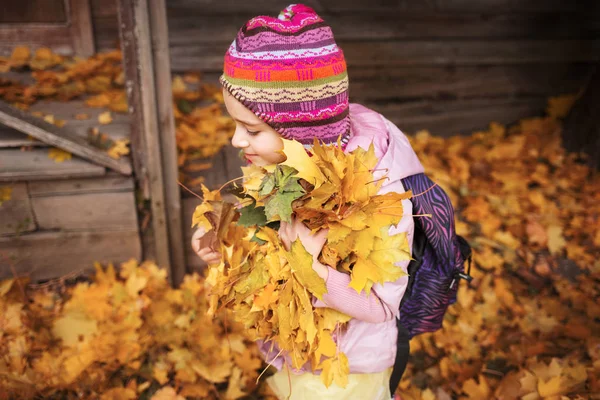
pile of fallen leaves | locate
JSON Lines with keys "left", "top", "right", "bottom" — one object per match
{"left": 396, "top": 97, "right": 599, "bottom": 399}
{"left": 0, "top": 260, "right": 274, "bottom": 399}
{"left": 0, "top": 46, "right": 233, "bottom": 180}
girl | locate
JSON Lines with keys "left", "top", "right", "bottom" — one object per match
{"left": 192, "top": 4, "right": 424, "bottom": 399}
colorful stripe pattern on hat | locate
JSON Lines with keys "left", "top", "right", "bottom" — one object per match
{"left": 220, "top": 4, "right": 350, "bottom": 146}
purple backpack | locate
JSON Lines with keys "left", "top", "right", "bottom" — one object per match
{"left": 390, "top": 173, "right": 473, "bottom": 393}
{"left": 399, "top": 172, "right": 473, "bottom": 336}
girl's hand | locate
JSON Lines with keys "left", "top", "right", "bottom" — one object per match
{"left": 279, "top": 217, "right": 329, "bottom": 280}
{"left": 191, "top": 227, "right": 221, "bottom": 265}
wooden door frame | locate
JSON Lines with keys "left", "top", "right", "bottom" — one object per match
{"left": 118, "top": 0, "right": 186, "bottom": 286}
{"left": 0, "top": 0, "right": 95, "bottom": 56}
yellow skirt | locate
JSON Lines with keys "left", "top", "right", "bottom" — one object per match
{"left": 266, "top": 366, "right": 393, "bottom": 400}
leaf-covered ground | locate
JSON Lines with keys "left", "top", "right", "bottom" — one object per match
{"left": 1, "top": 47, "right": 599, "bottom": 399}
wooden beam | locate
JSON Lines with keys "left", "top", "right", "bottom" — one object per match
{"left": 117, "top": 0, "right": 172, "bottom": 281}
{"left": 0, "top": 101, "right": 131, "bottom": 175}
{"left": 148, "top": 0, "right": 186, "bottom": 286}
{"left": 68, "top": 0, "right": 96, "bottom": 56}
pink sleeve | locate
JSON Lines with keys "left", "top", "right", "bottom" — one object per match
{"left": 312, "top": 268, "right": 395, "bottom": 323}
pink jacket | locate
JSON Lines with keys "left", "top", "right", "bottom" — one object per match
{"left": 258, "top": 103, "right": 425, "bottom": 374}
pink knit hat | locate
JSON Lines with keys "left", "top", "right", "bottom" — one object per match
{"left": 220, "top": 4, "right": 351, "bottom": 146}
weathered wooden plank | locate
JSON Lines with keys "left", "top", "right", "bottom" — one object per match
{"left": 348, "top": 64, "right": 592, "bottom": 101}
{"left": 28, "top": 174, "right": 134, "bottom": 196}
{"left": 0, "top": 229, "right": 141, "bottom": 281}
{"left": 0, "top": 148, "right": 106, "bottom": 181}
{"left": 149, "top": 0, "right": 186, "bottom": 286}
{"left": 31, "top": 191, "right": 138, "bottom": 231}
{"left": 26, "top": 100, "right": 131, "bottom": 142}
{"left": 164, "top": 0, "right": 593, "bottom": 14}
{"left": 169, "top": 39, "right": 600, "bottom": 72}
{"left": 0, "top": 127, "right": 45, "bottom": 148}
{"left": 69, "top": 0, "right": 96, "bottom": 56}
{"left": 368, "top": 97, "right": 548, "bottom": 136}
{"left": 166, "top": 12, "right": 600, "bottom": 44}
{"left": 319, "top": 0, "right": 596, "bottom": 12}
{"left": 118, "top": 0, "right": 172, "bottom": 277}
{"left": 0, "top": 183, "right": 36, "bottom": 236}
{"left": 0, "top": 26, "right": 73, "bottom": 55}
{"left": 0, "top": 101, "right": 132, "bottom": 175}
{"left": 0, "top": 0, "right": 68, "bottom": 23}
{"left": 182, "top": 196, "right": 204, "bottom": 271}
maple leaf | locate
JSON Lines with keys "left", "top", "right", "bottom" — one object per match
{"left": 280, "top": 138, "right": 326, "bottom": 188}
{"left": 0, "top": 185, "right": 12, "bottom": 206}
{"left": 107, "top": 138, "right": 130, "bottom": 159}
{"left": 237, "top": 203, "right": 267, "bottom": 227}
{"left": 98, "top": 111, "right": 113, "bottom": 125}
{"left": 52, "top": 311, "right": 98, "bottom": 347}
{"left": 285, "top": 240, "right": 327, "bottom": 300}
{"left": 48, "top": 147, "right": 72, "bottom": 163}
{"left": 319, "top": 352, "right": 349, "bottom": 388}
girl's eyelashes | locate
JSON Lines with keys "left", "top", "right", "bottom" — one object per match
{"left": 246, "top": 129, "right": 260, "bottom": 136}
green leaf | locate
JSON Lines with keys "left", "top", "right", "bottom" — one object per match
{"left": 237, "top": 204, "right": 267, "bottom": 227}
{"left": 259, "top": 174, "right": 276, "bottom": 196}
{"left": 176, "top": 99, "right": 194, "bottom": 114}
{"left": 265, "top": 191, "right": 304, "bottom": 223}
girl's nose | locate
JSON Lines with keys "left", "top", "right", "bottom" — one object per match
{"left": 231, "top": 126, "right": 249, "bottom": 149}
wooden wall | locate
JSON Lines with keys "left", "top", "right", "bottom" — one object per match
{"left": 0, "top": 175, "right": 142, "bottom": 281}
{"left": 92, "top": 0, "right": 600, "bottom": 136}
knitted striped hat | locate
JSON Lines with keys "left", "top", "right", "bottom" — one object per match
{"left": 220, "top": 4, "right": 350, "bottom": 146}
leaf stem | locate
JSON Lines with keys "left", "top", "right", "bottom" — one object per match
{"left": 177, "top": 180, "right": 202, "bottom": 200}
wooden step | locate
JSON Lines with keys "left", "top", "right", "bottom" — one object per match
{"left": 0, "top": 100, "right": 131, "bottom": 175}
{"left": 0, "top": 147, "right": 105, "bottom": 181}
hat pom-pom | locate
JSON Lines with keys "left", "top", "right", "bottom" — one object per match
{"left": 277, "top": 4, "right": 316, "bottom": 21}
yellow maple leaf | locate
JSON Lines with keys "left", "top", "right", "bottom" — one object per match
{"left": 281, "top": 138, "right": 326, "bottom": 188}
{"left": 48, "top": 148, "right": 72, "bottom": 163}
{"left": 319, "top": 352, "right": 349, "bottom": 388}
{"left": 0, "top": 186, "right": 12, "bottom": 206}
{"left": 52, "top": 311, "right": 98, "bottom": 347}
{"left": 150, "top": 387, "right": 185, "bottom": 400}
{"left": 285, "top": 240, "right": 327, "bottom": 300}
{"left": 107, "top": 138, "right": 130, "bottom": 159}
{"left": 98, "top": 111, "right": 113, "bottom": 125}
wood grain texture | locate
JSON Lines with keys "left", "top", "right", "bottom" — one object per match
{"left": 348, "top": 64, "right": 593, "bottom": 101}
{"left": 0, "top": 0, "right": 67, "bottom": 23}
{"left": 0, "top": 101, "right": 132, "bottom": 175}
{"left": 0, "top": 127, "right": 46, "bottom": 148}
{"left": 0, "top": 183, "right": 36, "bottom": 236}
{"left": 0, "top": 148, "right": 105, "bottom": 181}
{"left": 168, "top": 39, "right": 600, "bottom": 72}
{"left": 369, "top": 97, "right": 548, "bottom": 136}
{"left": 182, "top": 196, "right": 204, "bottom": 271}
{"left": 28, "top": 174, "right": 133, "bottom": 196}
{"left": 69, "top": 0, "right": 96, "bottom": 56}
{"left": 118, "top": 0, "right": 172, "bottom": 277}
{"left": 0, "top": 229, "right": 141, "bottom": 281}
{"left": 31, "top": 191, "right": 138, "bottom": 231}
{"left": 149, "top": 0, "right": 186, "bottom": 286}
{"left": 165, "top": 12, "right": 600, "bottom": 43}
{"left": 0, "top": 26, "right": 73, "bottom": 55}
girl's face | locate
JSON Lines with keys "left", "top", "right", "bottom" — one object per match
{"left": 223, "top": 89, "right": 286, "bottom": 167}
